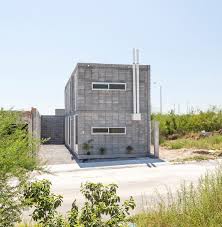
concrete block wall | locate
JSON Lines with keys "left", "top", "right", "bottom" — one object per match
{"left": 55, "top": 109, "right": 65, "bottom": 116}
{"left": 31, "top": 108, "right": 41, "bottom": 141}
{"left": 76, "top": 64, "right": 149, "bottom": 113}
{"left": 22, "top": 108, "right": 41, "bottom": 151}
{"left": 64, "top": 63, "right": 151, "bottom": 159}
{"left": 41, "top": 115, "right": 65, "bottom": 144}
{"left": 76, "top": 112, "right": 149, "bottom": 159}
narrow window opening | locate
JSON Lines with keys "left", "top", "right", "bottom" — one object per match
{"left": 68, "top": 117, "right": 71, "bottom": 145}
{"left": 92, "top": 82, "right": 126, "bottom": 90}
{"left": 75, "top": 115, "right": 78, "bottom": 144}
{"left": 92, "top": 128, "right": 109, "bottom": 134}
{"left": 93, "top": 83, "right": 108, "bottom": 89}
{"left": 92, "top": 127, "right": 126, "bottom": 134}
{"left": 109, "top": 128, "right": 125, "bottom": 134}
{"left": 109, "top": 84, "right": 126, "bottom": 90}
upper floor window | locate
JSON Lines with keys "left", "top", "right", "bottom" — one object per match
{"left": 92, "top": 83, "right": 108, "bottom": 90}
{"left": 92, "top": 82, "right": 126, "bottom": 91}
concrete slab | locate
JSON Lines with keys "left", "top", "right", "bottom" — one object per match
{"left": 44, "top": 156, "right": 168, "bottom": 173}
{"left": 39, "top": 145, "right": 76, "bottom": 165}
{"left": 39, "top": 145, "right": 167, "bottom": 170}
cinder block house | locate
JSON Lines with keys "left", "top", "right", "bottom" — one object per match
{"left": 64, "top": 50, "right": 151, "bottom": 159}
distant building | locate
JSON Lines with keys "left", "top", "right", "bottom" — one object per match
{"left": 64, "top": 50, "right": 151, "bottom": 159}
{"left": 55, "top": 109, "right": 65, "bottom": 116}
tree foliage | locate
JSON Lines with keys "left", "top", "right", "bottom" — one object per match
{"left": 0, "top": 109, "right": 40, "bottom": 226}
{"left": 24, "top": 180, "right": 64, "bottom": 227}
{"left": 24, "top": 180, "right": 135, "bottom": 227}
{"left": 152, "top": 107, "right": 222, "bottom": 140}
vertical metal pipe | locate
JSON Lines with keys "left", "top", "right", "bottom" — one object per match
{"left": 132, "top": 48, "right": 137, "bottom": 114}
{"left": 136, "top": 49, "right": 140, "bottom": 114}
{"left": 136, "top": 48, "right": 139, "bottom": 64}
{"left": 133, "top": 48, "right": 136, "bottom": 63}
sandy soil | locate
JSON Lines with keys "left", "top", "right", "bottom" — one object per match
{"left": 159, "top": 146, "right": 220, "bottom": 162}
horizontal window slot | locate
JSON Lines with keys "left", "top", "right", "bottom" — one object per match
{"left": 92, "top": 128, "right": 109, "bottom": 134}
{"left": 92, "top": 83, "right": 109, "bottom": 89}
{"left": 92, "top": 127, "right": 126, "bottom": 135}
{"left": 109, "top": 84, "right": 126, "bottom": 90}
{"left": 92, "top": 82, "right": 126, "bottom": 90}
{"left": 109, "top": 127, "right": 125, "bottom": 134}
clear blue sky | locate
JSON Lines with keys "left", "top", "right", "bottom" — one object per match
{"left": 0, "top": 0, "right": 221, "bottom": 114}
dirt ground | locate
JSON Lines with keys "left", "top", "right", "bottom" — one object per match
{"left": 159, "top": 146, "right": 220, "bottom": 162}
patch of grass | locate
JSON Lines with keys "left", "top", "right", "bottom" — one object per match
{"left": 163, "top": 135, "right": 222, "bottom": 150}
{"left": 168, "top": 142, "right": 184, "bottom": 149}
{"left": 132, "top": 165, "right": 222, "bottom": 226}
{"left": 172, "top": 155, "right": 213, "bottom": 163}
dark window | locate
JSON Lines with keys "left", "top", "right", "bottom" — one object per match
{"left": 75, "top": 115, "right": 78, "bottom": 144}
{"left": 109, "top": 128, "right": 125, "bottom": 134}
{"left": 93, "top": 83, "right": 108, "bottom": 89}
{"left": 92, "top": 128, "right": 109, "bottom": 133}
{"left": 68, "top": 117, "right": 71, "bottom": 145}
{"left": 109, "top": 84, "right": 126, "bottom": 90}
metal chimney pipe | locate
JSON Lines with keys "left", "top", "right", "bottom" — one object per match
{"left": 136, "top": 48, "right": 139, "bottom": 64}
{"left": 136, "top": 49, "right": 140, "bottom": 114}
{"left": 133, "top": 48, "right": 136, "bottom": 64}
{"left": 132, "top": 48, "right": 137, "bottom": 114}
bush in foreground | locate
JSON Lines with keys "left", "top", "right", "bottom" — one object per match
{"left": 133, "top": 166, "right": 222, "bottom": 227}
{"left": 0, "top": 110, "right": 40, "bottom": 227}
{"left": 23, "top": 180, "right": 135, "bottom": 227}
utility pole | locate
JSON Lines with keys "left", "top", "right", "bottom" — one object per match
{"left": 154, "top": 82, "right": 163, "bottom": 114}
{"left": 160, "top": 85, "right": 162, "bottom": 114}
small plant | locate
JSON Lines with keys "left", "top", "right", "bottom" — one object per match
{"left": 82, "top": 139, "right": 94, "bottom": 156}
{"left": 68, "top": 182, "right": 136, "bottom": 226}
{"left": 99, "top": 146, "right": 106, "bottom": 155}
{"left": 126, "top": 145, "right": 134, "bottom": 154}
{"left": 23, "top": 179, "right": 64, "bottom": 226}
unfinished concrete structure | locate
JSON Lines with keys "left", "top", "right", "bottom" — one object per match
{"left": 23, "top": 107, "right": 41, "bottom": 141}
{"left": 64, "top": 49, "right": 151, "bottom": 159}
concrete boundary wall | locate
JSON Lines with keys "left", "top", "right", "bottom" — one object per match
{"left": 41, "top": 115, "right": 65, "bottom": 144}
{"left": 31, "top": 108, "right": 41, "bottom": 141}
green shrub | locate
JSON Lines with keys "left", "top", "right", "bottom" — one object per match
{"left": 126, "top": 146, "right": 134, "bottom": 154}
{"left": 152, "top": 108, "right": 222, "bottom": 142}
{"left": 0, "top": 109, "right": 41, "bottom": 227}
{"left": 23, "top": 180, "right": 64, "bottom": 226}
{"left": 99, "top": 146, "right": 106, "bottom": 155}
{"left": 23, "top": 180, "right": 135, "bottom": 227}
{"left": 82, "top": 139, "right": 94, "bottom": 156}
